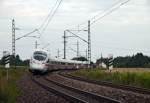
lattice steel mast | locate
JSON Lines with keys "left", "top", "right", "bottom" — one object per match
{"left": 12, "top": 19, "right": 15, "bottom": 56}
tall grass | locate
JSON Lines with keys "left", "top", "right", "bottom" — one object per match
{"left": 0, "top": 67, "right": 27, "bottom": 103}
{"left": 71, "top": 69, "right": 150, "bottom": 89}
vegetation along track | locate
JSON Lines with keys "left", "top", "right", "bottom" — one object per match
{"left": 59, "top": 72, "right": 150, "bottom": 95}
{"left": 31, "top": 74, "right": 122, "bottom": 103}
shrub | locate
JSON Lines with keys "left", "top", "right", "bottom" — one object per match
{"left": 71, "top": 69, "right": 150, "bottom": 89}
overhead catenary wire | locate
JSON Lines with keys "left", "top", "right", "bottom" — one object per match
{"left": 64, "top": 0, "right": 131, "bottom": 60}
{"left": 76, "top": 0, "right": 123, "bottom": 28}
{"left": 15, "top": 0, "right": 63, "bottom": 44}
{"left": 15, "top": 29, "right": 38, "bottom": 41}
{"left": 68, "top": 47, "right": 77, "bottom": 53}
{"left": 39, "top": 0, "right": 63, "bottom": 38}
{"left": 90, "top": 0, "right": 131, "bottom": 25}
{"left": 38, "top": 0, "right": 60, "bottom": 31}
{"left": 37, "top": 0, "right": 129, "bottom": 41}
{"left": 16, "top": 0, "right": 130, "bottom": 56}
{"left": 90, "top": 0, "right": 123, "bottom": 21}
{"left": 68, "top": 0, "right": 130, "bottom": 36}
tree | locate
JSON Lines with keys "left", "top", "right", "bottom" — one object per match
{"left": 72, "top": 56, "right": 88, "bottom": 61}
{"left": 97, "top": 53, "right": 150, "bottom": 68}
{"left": 22, "top": 59, "right": 30, "bottom": 66}
{"left": 0, "top": 56, "right": 5, "bottom": 65}
{"left": 0, "top": 54, "right": 29, "bottom": 67}
{"left": 15, "top": 55, "right": 22, "bottom": 66}
{"left": 10, "top": 55, "right": 15, "bottom": 66}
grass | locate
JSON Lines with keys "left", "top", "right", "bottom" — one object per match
{"left": 71, "top": 68, "right": 150, "bottom": 89}
{"left": 0, "top": 66, "right": 27, "bottom": 103}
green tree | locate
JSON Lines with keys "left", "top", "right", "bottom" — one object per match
{"left": 72, "top": 56, "right": 88, "bottom": 61}
{"left": 97, "top": 53, "right": 150, "bottom": 68}
{"left": 0, "top": 54, "right": 29, "bottom": 67}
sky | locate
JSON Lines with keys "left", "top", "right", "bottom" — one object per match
{"left": 0, "top": 0, "right": 150, "bottom": 61}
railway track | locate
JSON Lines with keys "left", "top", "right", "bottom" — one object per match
{"left": 59, "top": 72, "right": 150, "bottom": 95}
{"left": 31, "top": 74, "right": 122, "bottom": 103}
{"left": 31, "top": 75, "right": 86, "bottom": 103}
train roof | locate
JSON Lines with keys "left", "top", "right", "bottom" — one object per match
{"left": 49, "top": 57, "right": 88, "bottom": 64}
{"left": 32, "top": 49, "right": 88, "bottom": 64}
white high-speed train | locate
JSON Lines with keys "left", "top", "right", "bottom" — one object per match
{"left": 29, "top": 49, "right": 88, "bottom": 73}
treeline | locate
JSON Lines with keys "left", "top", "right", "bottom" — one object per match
{"left": 0, "top": 55, "right": 29, "bottom": 66}
{"left": 72, "top": 56, "right": 88, "bottom": 61}
{"left": 97, "top": 53, "right": 150, "bottom": 68}
{"left": 1, "top": 53, "right": 150, "bottom": 68}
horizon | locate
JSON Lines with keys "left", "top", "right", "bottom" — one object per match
{"left": 0, "top": 0, "right": 150, "bottom": 61}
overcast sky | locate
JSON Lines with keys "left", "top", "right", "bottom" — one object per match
{"left": 0, "top": 0, "right": 150, "bottom": 61}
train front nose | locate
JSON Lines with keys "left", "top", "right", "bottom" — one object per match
{"left": 32, "top": 63, "right": 43, "bottom": 70}
{"left": 30, "top": 62, "right": 47, "bottom": 72}
{"left": 30, "top": 50, "right": 48, "bottom": 72}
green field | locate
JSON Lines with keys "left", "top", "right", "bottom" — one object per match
{"left": 0, "top": 67, "right": 27, "bottom": 103}
{"left": 71, "top": 68, "right": 150, "bottom": 89}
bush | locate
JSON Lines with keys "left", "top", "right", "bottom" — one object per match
{"left": 71, "top": 69, "right": 150, "bottom": 89}
{"left": 0, "top": 68, "right": 26, "bottom": 103}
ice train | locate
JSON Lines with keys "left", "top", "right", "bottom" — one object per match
{"left": 29, "top": 49, "right": 88, "bottom": 73}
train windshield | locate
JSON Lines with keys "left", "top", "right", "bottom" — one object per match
{"left": 33, "top": 51, "right": 47, "bottom": 61}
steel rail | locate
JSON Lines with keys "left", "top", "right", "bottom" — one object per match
{"left": 44, "top": 76, "right": 122, "bottom": 103}
{"left": 31, "top": 75, "right": 87, "bottom": 103}
{"left": 59, "top": 72, "right": 150, "bottom": 95}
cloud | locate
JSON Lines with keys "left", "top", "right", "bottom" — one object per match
{"left": 0, "top": 0, "right": 150, "bottom": 59}
{"left": 0, "top": 0, "right": 52, "bottom": 19}
{"left": 91, "top": 0, "right": 150, "bottom": 26}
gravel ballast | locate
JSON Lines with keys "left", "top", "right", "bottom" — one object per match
{"left": 17, "top": 74, "right": 68, "bottom": 103}
{"left": 47, "top": 73, "right": 150, "bottom": 103}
